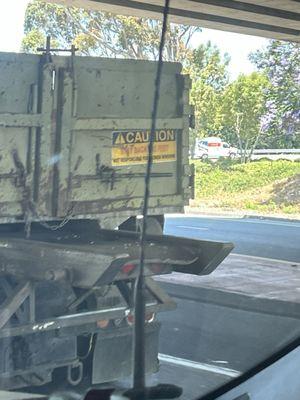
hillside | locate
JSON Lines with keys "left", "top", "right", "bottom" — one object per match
{"left": 191, "top": 160, "right": 300, "bottom": 216}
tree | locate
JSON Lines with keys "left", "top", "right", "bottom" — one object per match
{"left": 187, "top": 41, "right": 230, "bottom": 91}
{"left": 22, "top": 0, "right": 200, "bottom": 63}
{"left": 220, "top": 72, "right": 269, "bottom": 162}
{"left": 187, "top": 42, "right": 230, "bottom": 153}
{"left": 250, "top": 41, "right": 300, "bottom": 148}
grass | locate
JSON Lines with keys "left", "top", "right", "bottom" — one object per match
{"left": 192, "top": 159, "right": 300, "bottom": 216}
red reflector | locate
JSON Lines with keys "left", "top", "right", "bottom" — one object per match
{"left": 97, "top": 319, "right": 109, "bottom": 329}
{"left": 208, "top": 142, "right": 221, "bottom": 147}
{"left": 126, "top": 314, "right": 134, "bottom": 326}
{"left": 126, "top": 313, "right": 155, "bottom": 326}
{"left": 122, "top": 263, "right": 135, "bottom": 275}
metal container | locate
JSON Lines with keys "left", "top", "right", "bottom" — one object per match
{"left": 0, "top": 52, "right": 193, "bottom": 226}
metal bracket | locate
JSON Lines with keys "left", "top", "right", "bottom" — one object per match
{"left": 0, "top": 281, "right": 35, "bottom": 330}
{"left": 37, "top": 36, "right": 78, "bottom": 57}
{"left": 67, "top": 361, "right": 83, "bottom": 386}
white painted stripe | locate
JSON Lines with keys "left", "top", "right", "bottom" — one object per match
{"left": 176, "top": 225, "right": 209, "bottom": 231}
{"left": 158, "top": 353, "right": 240, "bottom": 378}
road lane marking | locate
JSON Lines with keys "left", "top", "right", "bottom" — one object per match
{"left": 212, "top": 360, "right": 229, "bottom": 364}
{"left": 176, "top": 225, "right": 209, "bottom": 231}
{"left": 158, "top": 353, "right": 240, "bottom": 378}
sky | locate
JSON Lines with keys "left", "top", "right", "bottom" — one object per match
{"left": 192, "top": 29, "right": 268, "bottom": 80}
{"left": 0, "top": 0, "right": 268, "bottom": 79}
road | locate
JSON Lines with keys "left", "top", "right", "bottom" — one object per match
{"left": 153, "top": 215, "right": 300, "bottom": 398}
{"left": 164, "top": 215, "right": 300, "bottom": 262}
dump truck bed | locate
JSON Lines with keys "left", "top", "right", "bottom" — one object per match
{"left": 0, "top": 52, "right": 192, "bottom": 224}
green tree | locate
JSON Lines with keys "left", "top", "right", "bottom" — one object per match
{"left": 22, "top": 0, "right": 200, "bottom": 62}
{"left": 187, "top": 41, "right": 230, "bottom": 91}
{"left": 220, "top": 72, "right": 269, "bottom": 162}
{"left": 187, "top": 42, "right": 230, "bottom": 153}
{"left": 250, "top": 41, "right": 300, "bottom": 148}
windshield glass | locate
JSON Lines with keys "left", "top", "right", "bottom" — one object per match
{"left": 0, "top": 1, "right": 299, "bottom": 400}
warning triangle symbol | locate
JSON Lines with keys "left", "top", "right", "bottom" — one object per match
{"left": 115, "top": 133, "right": 125, "bottom": 144}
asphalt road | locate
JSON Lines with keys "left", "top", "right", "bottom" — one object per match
{"left": 154, "top": 215, "right": 300, "bottom": 398}
{"left": 164, "top": 215, "right": 300, "bottom": 262}
{"left": 155, "top": 298, "right": 300, "bottom": 398}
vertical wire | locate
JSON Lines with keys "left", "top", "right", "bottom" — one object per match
{"left": 133, "top": 0, "right": 170, "bottom": 391}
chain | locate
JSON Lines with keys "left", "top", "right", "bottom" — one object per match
{"left": 23, "top": 199, "right": 74, "bottom": 237}
{"left": 12, "top": 149, "right": 74, "bottom": 236}
{"left": 29, "top": 201, "right": 74, "bottom": 231}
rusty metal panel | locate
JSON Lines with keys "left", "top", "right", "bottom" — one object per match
{"left": 0, "top": 54, "right": 40, "bottom": 219}
{"left": 0, "top": 52, "right": 191, "bottom": 223}
{"left": 62, "top": 57, "right": 190, "bottom": 218}
{"left": 73, "top": 57, "right": 182, "bottom": 118}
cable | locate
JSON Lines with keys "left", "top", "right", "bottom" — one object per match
{"left": 132, "top": 0, "right": 170, "bottom": 392}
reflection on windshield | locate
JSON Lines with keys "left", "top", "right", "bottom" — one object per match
{"left": 0, "top": 1, "right": 300, "bottom": 399}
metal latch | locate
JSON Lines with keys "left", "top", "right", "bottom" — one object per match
{"left": 189, "top": 105, "right": 195, "bottom": 129}
{"left": 189, "top": 163, "right": 195, "bottom": 199}
{"left": 96, "top": 153, "right": 116, "bottom": 190}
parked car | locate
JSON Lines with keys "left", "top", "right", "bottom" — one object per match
{"left": 194, "top": 137, "right": 238, "bottom": 160}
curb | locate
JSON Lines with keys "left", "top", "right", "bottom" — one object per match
{"left": 158, "top": 281, "right": 300, "bottom": 320}
{"left": 184, "top": 207, "right": 300, "bottom": 222}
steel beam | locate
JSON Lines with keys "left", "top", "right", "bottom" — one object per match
{"left": 0, "top": 281, "right": 32, "bottom": 330}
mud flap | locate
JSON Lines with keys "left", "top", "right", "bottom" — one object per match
{"left": 92, "top": 322, "right": 160, "bottom": 384}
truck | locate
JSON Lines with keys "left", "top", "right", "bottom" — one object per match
{"left": 0, "top": 48, "right": 233, "bottom": 391}
{"left": 194, "top": 137, "right": 238, "bottom": 160}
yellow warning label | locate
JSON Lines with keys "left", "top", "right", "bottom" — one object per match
{"left": 112, "top": 129, "right": 177, "bottom": 166}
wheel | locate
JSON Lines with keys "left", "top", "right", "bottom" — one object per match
{"left": 201, "top": 153, "right": 208, "bottom": 161}
{"left": 229, "top": 152, "right": 236, "bottom": 160}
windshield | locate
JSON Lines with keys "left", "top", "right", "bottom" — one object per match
{"left": 0, "top": 1, "right": 299, "bottom": 400}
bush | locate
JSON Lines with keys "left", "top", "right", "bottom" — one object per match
{"left": 194, "top": 159, "right": 300, "bottom": 198}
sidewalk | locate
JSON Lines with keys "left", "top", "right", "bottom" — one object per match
{"left": 156, "top": 253, "right": 300, "bottom": 319}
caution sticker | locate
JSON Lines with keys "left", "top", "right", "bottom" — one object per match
{"left": 112, "top": 129, "right": 177, "bottom": 166}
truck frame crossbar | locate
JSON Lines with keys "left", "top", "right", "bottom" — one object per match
{"left": 0, "top": 224, "right": 233, "bottom": 342}
{"left": 0, "top": 276, "right": 175, "bottom": 339}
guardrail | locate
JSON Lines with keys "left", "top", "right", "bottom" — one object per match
{"left": 249, "top": 149, "right": 300, "bottom": 161}
{"left": 191, "top": 149, "right": 300, "bottom": 161}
